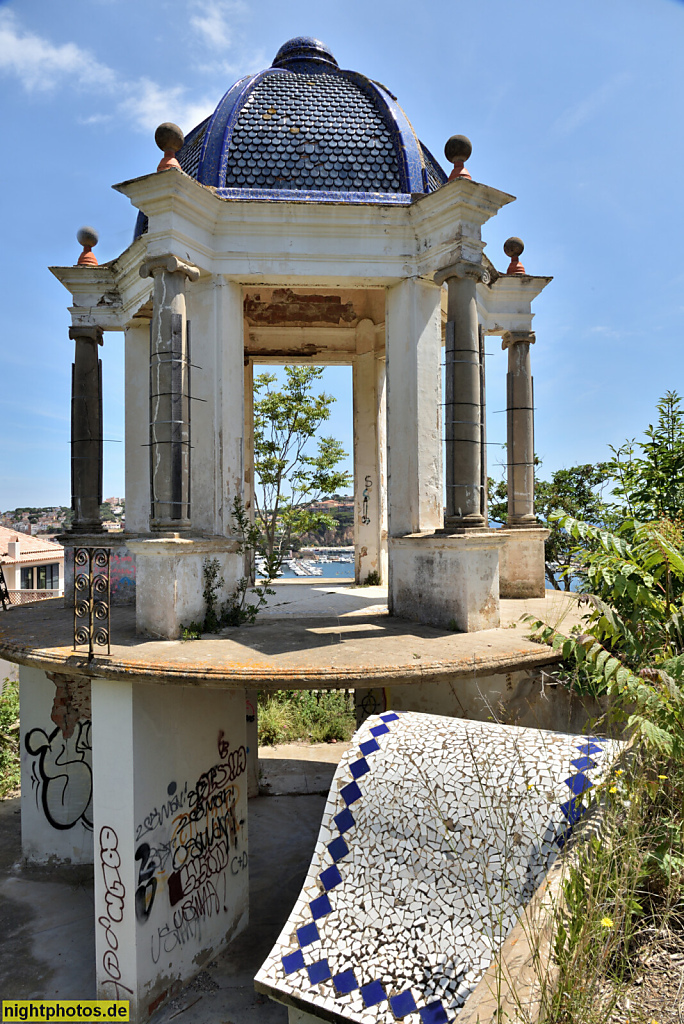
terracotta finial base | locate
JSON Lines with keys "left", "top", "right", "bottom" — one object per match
{"left": 448, "top": 161, "right": 472, "bottom": 181}
{"left": 506, "top": 257, "right": 526, "bottom": 275}
{"left": 157, "top": 151, "right": 182, "bottom": 172}
{"left": 77, "top": 247, "right": 98, "bottom": 266}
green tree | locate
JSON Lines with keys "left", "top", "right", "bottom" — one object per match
{"left": 253, "top": 366, "right": 352, "bottom": 559}
{"left": 606, "top": 390, "right": 684, "bottom": 522}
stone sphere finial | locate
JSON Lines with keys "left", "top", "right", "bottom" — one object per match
{"left": 76, "top": 226, "right": 99, "bottom": 267}
{"left": 503, "top": 236, "right": 526, "bottom": 275}
{"left": 155, "top": 122, "right": 184, "bottom": 172}
{"left": 444, "top": 135, "right": 472, "bottom": 181}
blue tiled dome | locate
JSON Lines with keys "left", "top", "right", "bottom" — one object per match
{"left": 136, "top": 38, "right": 446, "bottom": 237}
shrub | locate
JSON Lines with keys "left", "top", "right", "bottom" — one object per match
{"left": 257, "top": 689, "right": 355, "bottom": 745}
{"left": 0, "top": 679, "right": 20, "bottom": 798}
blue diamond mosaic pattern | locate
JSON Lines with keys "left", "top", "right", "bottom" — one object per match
{"left": 255, "top": 712, "right": 623, "bottom": 1023}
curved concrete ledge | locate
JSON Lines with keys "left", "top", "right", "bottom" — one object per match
{"left": 254, "top": 711, "right": 623, "bottom": 1023}
{"left": 0, "top": 601, "right": 567, "bottom": 689}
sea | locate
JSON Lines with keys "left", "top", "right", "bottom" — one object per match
{"left": 264, "top": 548, "right": 356, "bottom": 581}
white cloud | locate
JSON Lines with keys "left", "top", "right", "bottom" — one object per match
{"left": 118, "top": 78, "right": 216, "bottom": 134}
{"left": 551, "top": 72, "right": 630, "bottom": 139}
{"left": 189, "top": 0, "right": 246, "bottom": 51}
{"left": 0, "top": 7, "right": 253, "bottom": 134}
{"left": 0, "top": 9, "right": 115, "bottom": 92}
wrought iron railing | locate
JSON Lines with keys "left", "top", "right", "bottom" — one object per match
{"left": 74, "top": 547, "right": 111, "bottom": 656}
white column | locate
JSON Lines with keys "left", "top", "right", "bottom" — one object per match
{"left": 353, "top": 320, "right": 383, "bottom": 583}
{"left": 124, "top": 323, "right": 151, "bottom": 533}
{"left": 218, "top": 279, "right": 247, "bottom": 536}
{"left": 376, "top": 355, "right": 388, "bottom": 585}
{"left": 243, "top": 358, "right": 255, "bottom": 579}
{"left": 92, "top": 678, "right": 249, "bottom": 1021}
{"left": 185, "top": 276, "right": 245, "bottom": 537}
{"left": 385, "top": 278, "right": 443, "bottom": 537}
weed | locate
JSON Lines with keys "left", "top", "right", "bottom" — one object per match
{"left": 257, "top": 689, "right": 355, "bottom": 746}
{"left": 0, "top": 679, "right": 20, "bottom": 798}
{"left": 361, "top": 570, "right": 381, "bottom": 587}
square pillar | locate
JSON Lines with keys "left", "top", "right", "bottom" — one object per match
{"left": 385, "top": 278, "right": 443, "bottom": 537}
{"left": 20, "top": 667, "right": 93, "bottom": 866}
{"left": 353, "top": 320, "right": 387, "bottom": 584}
{"left": 245, "top": 690, "right": 259, "bottom": 799}
{"left": 498, "top": 526, "right": 549, "bottom": 598}
{"left": 129, "top": 276, "right": 246, "bottom": 639}
{"left": 185, "top": 277, "right": 246, "bottom": 538}
{"left": 91, "top": 678, "right": 249, "bottom": 1021}
{"left": 389, "top": 531, "right": 506, "bottom": 631}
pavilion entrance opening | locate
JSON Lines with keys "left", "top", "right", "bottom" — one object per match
{"left": 242, "top": 285, "right": 388, "bottom": 585}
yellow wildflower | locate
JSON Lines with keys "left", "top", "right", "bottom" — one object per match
{"left": 609, "top": 786, "right": 617, "bottom": 793}
{"left": 600, "top": 916, "right": 614, "bottom": 928}
{"left": 616, "top": 769, "right": 624, "bottom": 775}
{"left": 658, "top": 775, "right": 668, "bottom": 780}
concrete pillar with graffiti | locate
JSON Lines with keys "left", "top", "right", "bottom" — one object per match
{"left": 353, "top": 319, "right": 387, "bottom": 584}
{"left": 91, "top": 679, "right": 249, "bottom": 1020}
{"left": 20, "top": 666, "right": 94, "bottom": 866}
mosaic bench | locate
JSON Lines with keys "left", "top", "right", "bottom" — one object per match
{"left": 255, "top": 711, "right": 623, "bottom": 1024}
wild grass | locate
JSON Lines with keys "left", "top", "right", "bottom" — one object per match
{"left": 543, "top": 745, "right": 683, "bottom": 1023}
{"left": 258, "top": 689, "right": 355, "bottom": 746}
{"left": 0, "top": 678, "right": 20, "bottom": 798}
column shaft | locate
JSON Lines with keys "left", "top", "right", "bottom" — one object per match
{"left": 124, "top": 323, "right": 151, "bottom": 532}
{"left": 140, "top": 255, "right": 199, "bottom": 532}
{"left": 504, "top": 332, "right": 536, "bottom": 525}
{"left": 70, "top": 325, "right": 103, "bottom": 532}
{"left": 443, "top": 271, "right": 485, "bottom": 528}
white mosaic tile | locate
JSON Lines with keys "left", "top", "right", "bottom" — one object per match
{"left": 255, "top": 711, "right": 624, "bottom": 1023}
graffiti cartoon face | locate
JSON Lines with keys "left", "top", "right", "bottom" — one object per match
{"left": 25, "top": 721, "right": 93, "bottom": 830}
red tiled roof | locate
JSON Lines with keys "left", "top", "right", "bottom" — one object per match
{"left": 0, "top": 526, "right": 64, "bottom": 564}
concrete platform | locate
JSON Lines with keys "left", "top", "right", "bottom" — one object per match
{"left": 0, "top": 744, "right": 349, "bottom": 1022}
{"left": 0, "top": 590, "right": 582, "bottom": 690}
{"left": 259, "top": 742, "right": 352, "bottom": 796}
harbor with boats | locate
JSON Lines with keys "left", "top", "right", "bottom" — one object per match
{"left": 255, "top": 547, "right": 355, "bottom": 580}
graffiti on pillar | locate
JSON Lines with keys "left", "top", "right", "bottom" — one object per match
{"left": 25, "top": 721, "right": 93, "bottom": 830}
{"left": 358, "top": 688, "right": 387, "bottom": 725}
{"left": 109, "top": 552, "right": 136, "bottom": 605}
{"left": 362, "top": 475, "right": 372, "bottom": 525}
{"left": 98, "top": 825, "right": 133, "bottom": 1000}
{"left": 134, "top": 842, "right": 158, "bottom": 921}
{"left": 133, "top": 729, "right": 248, "bottom": 959}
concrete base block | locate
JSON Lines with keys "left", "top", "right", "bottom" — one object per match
{"left": 388, "top": 531, "right": 505, "bottom": 632}
{"left": 498, "top": 527, "right": 549, "bottom": 599}
{"left": 91, "top": 679, "right": 249, "bottom": 1021}
{"left": 126, "top": 536, "right": 241, "bottom": 639}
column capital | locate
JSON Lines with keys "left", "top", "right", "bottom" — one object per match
{"left": 139, "top": 254, "right": 200, "bottom": 282}
{"left": 501, "top": 330, "right": 535, "bottom": 350}
{"left": 69, "top": 324, "right": 103, "bottom": 345}
{"left": 433, "top": 260, "right": 488, "bottom": 287}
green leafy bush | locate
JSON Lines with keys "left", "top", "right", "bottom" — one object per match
{"left": 257, "top": 689, "right": 355, "bottom": 746}
{"left": 0, "top": 679, "right": 20, "bottom": 798}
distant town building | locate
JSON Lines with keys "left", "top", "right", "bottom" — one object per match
{"left": 0, "top": 527, "right": 64, "bottom": 603}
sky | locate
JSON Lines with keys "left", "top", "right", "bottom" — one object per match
{"left": 1, "top": 0, "right": 683, "bottom": 509}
